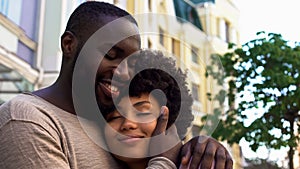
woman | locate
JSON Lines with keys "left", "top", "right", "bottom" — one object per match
{"left": 102, "top": 49, "right": 194, "bottom": 168}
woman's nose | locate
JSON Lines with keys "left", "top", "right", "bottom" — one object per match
{"left": 120, "top": 117, "right": 138, "bottom": 131}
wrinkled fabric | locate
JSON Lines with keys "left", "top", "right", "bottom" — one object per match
{"left": 0, "top": 93, "right": 123, "bottom": 169}
{"left": 0, "top": 93, "right": 176, "bottom": 169}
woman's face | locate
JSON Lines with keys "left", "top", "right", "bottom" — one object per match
{"left": 104, "top": 93, "right": 161, "bottom": 161}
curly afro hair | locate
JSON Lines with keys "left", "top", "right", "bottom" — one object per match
{"left": 122, "top": 49, "right": 194, "bottom": 139}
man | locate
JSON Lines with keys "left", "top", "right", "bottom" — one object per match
{"left": 0, "top": 1, "right": 232, "bottom": 169}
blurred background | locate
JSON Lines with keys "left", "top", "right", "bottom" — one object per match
{"left": 0, "top": 0, "right": 299, "bottom": 168}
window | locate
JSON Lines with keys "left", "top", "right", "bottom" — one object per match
{"left": 159, "top": 27, "right": 164, "bottom": 46}
{"left": 148, "top": 38, "right": 152, "bottom": 49}
{"left": 225, "top": 21, "right": 230, "bottom": 42}
{"left": 192, "top": 83, "right": 199, "bottom": 101}
{"left": 0, "top": 0, "right": 22, "bottom": 25}
{"left": 191, "top": 45, "right": 199, "bottom": 64}
{"left": 230, "top": 27, "right": 237, "bottom": 44}
{"left": 172, "top": 38, "right": 180, "bottom": 56}
{"left": 218, "top": 18, "right": 230, "bottom": 43}
{"left": 0, "top": 0, "right": 9, "bottom": 16}
{"left": 188, "top": 7, "right": 195, "bottom": 24}
{"left": 148, "top": 0, "right": 152, "bottom": 11}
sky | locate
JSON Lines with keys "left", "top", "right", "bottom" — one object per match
{"left": 231, "top": 0, "right": 300, "bottom": 166}
{"left": 233, "top": 0, "right": 300, "bottom": 45}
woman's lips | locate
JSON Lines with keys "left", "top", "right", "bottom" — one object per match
{"left": 117, "top": 135, "right": 144, "bottom": 144}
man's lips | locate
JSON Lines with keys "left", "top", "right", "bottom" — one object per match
{"left": 98, "top": 81, "right": 120, "bottom": 98}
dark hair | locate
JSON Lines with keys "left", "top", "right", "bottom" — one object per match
{"left": 64, "top": 1, "right": 138, "bottom": 50}
{"left": 119, "top": 49, "right": 194, "bottom": 139}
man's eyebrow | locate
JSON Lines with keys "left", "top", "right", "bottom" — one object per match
{"left": 111, "top": 45, "right": 124, "bottom": 53}
{"left": 98, "top": 44, "right": 124, "bottom": 53}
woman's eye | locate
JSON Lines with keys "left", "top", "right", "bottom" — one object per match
{"left": 136, "top": 112, "right": 152, "bottom": 117}
{"left": 107, "top": 116, "right": 122, "bottom": 122}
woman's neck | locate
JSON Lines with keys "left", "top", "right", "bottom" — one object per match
{"left": 126, "top": 159, "right": 148, "bottom": 169}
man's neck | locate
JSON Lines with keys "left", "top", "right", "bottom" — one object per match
{"left": 32, "top": 82, "right": 75, "bottom": 115}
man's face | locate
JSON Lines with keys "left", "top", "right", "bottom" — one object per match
{"left": 94, "top": 19, "right": 140, "bottom": 109}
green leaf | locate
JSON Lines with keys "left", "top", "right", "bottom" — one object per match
{"left": 205, "top": 31, "right": 300, "bottom": 167}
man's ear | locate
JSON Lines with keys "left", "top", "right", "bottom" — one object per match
{"left": 61, "top": 31, "right": 78, "bottom": 58}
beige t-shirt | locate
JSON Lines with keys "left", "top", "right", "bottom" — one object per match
{"left": 0, "top": 93, "right": 176, "bottom": 169}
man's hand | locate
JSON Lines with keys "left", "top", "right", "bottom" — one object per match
{"left": 149, "top": 106, "right": 182, "bottom": 165}
{"left": 179, "top": 135, "right": 233, "bottom": 169}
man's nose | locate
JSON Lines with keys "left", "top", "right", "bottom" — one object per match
{"left": 113, "top": 60, "right": 130, "bottom": 81}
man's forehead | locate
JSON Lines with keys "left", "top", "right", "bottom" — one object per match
{"left": 98, "top": 36, "right": 140, "bottom": 54}
{"left": 92, "top": 18, "right": 139, "bottom": 44}
{"left": 99, "top": 16, "right": 139, "bottom": 34}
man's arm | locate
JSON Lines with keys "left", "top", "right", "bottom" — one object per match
{"left": 0, "top": 120, "right": 69, "bottom": 169}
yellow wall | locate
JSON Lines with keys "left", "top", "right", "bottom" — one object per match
{"left": 121, "top": 0, "right": 242, "bottom": 168}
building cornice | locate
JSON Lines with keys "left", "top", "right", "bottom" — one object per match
{"left": 0, "top": 45, "right": 38, "bottom": 83}
{"left": 0, "top": 14, "right": 37, "bottom": 51}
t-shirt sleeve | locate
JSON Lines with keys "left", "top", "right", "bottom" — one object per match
{"left": 147, "top": 157, "right": 177, "bottom": 169}
{"left": 0, "top": 120, "right": 70, "bottom": 169}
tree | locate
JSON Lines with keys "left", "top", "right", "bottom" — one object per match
{"left": 244, "top": 158, "right": 282, "bottom": 169}
{"left": 204, "top": 32, "right": 300, "bottom": 169}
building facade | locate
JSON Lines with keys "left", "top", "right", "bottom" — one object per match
{"left": 0, "top": 0, "right": 86, "bottom": 103}
{"left": 0, "top": 0, "right": 244, "bottom": 168}
{"left": 122, "top": 0, "right": 243, "bottom": 168}
{"left": 0, "top": 0, "right": 40, "bottom": 103}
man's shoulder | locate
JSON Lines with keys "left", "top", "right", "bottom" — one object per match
{"left": 0, "top": 93, "right": 49, "bottom": 114}
{"left": 0, "top": 93, "right": 70, "bottom": 128}
{"left": 1, "top": 93, "right": 38, "bottom": 107}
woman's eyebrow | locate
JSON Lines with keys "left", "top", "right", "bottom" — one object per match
{"left": 133, "top": 101, "right": 151, "bottom": 107}
{"left": 115, "top": 100, "right": 151, "bottom": 114}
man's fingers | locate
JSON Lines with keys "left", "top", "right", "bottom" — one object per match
{"left": 225, "top": 151, "right": 233, "bottom": 169}
{"left": 180, "top": 136, "right": 233, "bottom": 169}
{"left": 214, "top": 148, "right": 226, "bottom": 169}
{"left": 152, "top": 106, "right": 168, "bottom": 136}
{"left": 188, "top": 141, "right": 206, "bottom": 169}
{"left": 180, "top": 141, "right": 192, "bottom": 167}
{"left": 195, "top": 141, "right": 215, "bottom": 169}
{"left": 197, "top": 135, "right": 209, "bottom": 144}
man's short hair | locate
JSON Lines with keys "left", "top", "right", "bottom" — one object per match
{"left": 64, "top": 1, "right": 138, "bottom": 49}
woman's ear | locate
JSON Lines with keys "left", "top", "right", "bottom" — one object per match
{"left": 61, "top": 31, "right": 78, "bottom": 58}
{"left": 160, "top": 106, "right": 169, "bottom": 118}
